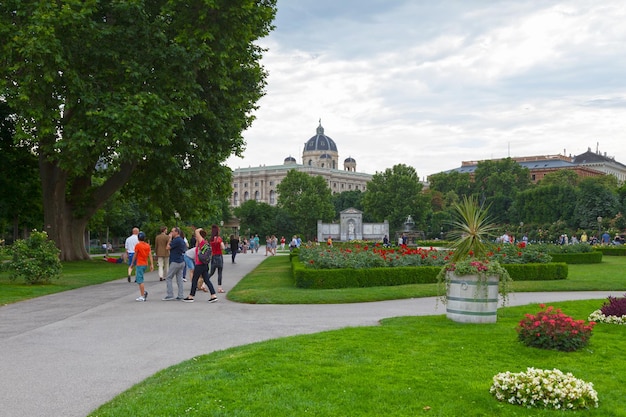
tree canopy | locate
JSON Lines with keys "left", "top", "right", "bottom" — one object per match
{"left": 0, "top": 0, "right": 277, "bottom": 259}
{"left": 276, "top": 170, "right": 335, "bottom": 240}
{"left": 362, "top": 164, "right": 429, "bottom": 232}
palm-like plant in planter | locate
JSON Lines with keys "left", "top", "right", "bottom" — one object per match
{"left": 437, "top": 196, "right": 512, "bottom": 323}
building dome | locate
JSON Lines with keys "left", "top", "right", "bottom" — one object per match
{"left": 284, "top": 155, "right": 297, "bottom": 165}
{"left": 304, "top": 121, "right": 338, "bottom": 153}
{"left": 344, "top": 155, "right": 357, "bottom": 172}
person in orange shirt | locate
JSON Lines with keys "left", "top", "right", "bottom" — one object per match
{"left": 130, "top": 232, "right": 154, "bottom": 301}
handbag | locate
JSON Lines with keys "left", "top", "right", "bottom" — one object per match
{"left": 197, "top": 242, "right": 212, "bottom": 264}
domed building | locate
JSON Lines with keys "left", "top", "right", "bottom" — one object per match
{"left": 230, "top": 121, "right": 372, "bottom": 207}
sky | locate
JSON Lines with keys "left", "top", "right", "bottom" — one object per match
{"left": 226, "top": 0, "right": 626, "bottom": 181}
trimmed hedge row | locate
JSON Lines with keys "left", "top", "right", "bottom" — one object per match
{"left": 594, "top": 246, "right": 626, "bottom": 256}
{"left": 549, "top": 251, "right": 603, "bottom": 264}
{"left": 292, "top": 260, "right": 568, "bottom": 289}
{"left": 502, "top": 263, "right": 568, "bottom": 281}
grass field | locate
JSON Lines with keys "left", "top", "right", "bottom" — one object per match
{"left": 3, "top": 253, "right": 625, "bottom": 415}
{"left": 89, "top": 299, "right": 624, "bottom": 416}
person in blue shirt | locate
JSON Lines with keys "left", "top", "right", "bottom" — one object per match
{"left": 162, "top": 227, "right": 186, "bottom": 300}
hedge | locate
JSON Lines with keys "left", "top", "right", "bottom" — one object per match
{"left": 549, "top": 251, "right": 603, "bottom": 264}
{"left": 292, "top": 259, "right": 568, "bottom": 289}
{"left": 594, "top": 246, "right": 626, "bottom": 256}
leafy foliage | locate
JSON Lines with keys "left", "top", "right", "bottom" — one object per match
{"left": 0, "top": 102, "right": 42, "bottom": 239}
{"left": 447, "top": 195, "right": 497, "bottom": 262}
{"left": 362, "top": 164, "right": 429, "bottom": 232}
{"left": 277, "top": 170, "right": 335, "bottom": 239}
{"left": 4, "top": 231, "right": 62, "bottom": 284}
{"left": 517, "top": 304, "right": 595, "bottom": 351}
{"left": 0, "top": 0, "right": 277, "bottom": 259}
{"left": 600, "top": 294, "right": 626, "bottom": 317}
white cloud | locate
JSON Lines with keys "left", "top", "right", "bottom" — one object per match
{"left": 227, "top": 0, "right": 626, "bottom": 179}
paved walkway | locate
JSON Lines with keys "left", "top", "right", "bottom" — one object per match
{"left": 0, "top": 252, "right": 616, "bottom": 417}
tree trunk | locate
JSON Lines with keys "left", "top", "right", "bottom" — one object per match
{"left": 40, "top": 158, "right": 91, "bottom": 261}
{"left": 39, "top": 152, "right": 136, "bottom": 261}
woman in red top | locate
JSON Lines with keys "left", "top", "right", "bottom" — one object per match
{"left": 207, "top": 224, "right": 227, "bottom": 293}
{"left": 183, "top": 228, "right": 217, "bottom": 303}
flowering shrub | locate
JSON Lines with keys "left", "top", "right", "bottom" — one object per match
{"left": 588, "top": 294, "right": 626, "bottom": 325}
{"left": 490, "top": 367, "right": 599, "bottom": 410}
{"left": 517, "top": 304, "right": 595, "bottom": 351}
{"left": 442, "top": 258, "right": 509, "bottom": 277}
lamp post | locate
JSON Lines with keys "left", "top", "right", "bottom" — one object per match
{"left": 597, "top": 216, "right": 602, "bottom": 239}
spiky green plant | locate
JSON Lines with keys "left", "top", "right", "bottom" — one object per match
{"left": 447, "top": 195, "right": 498, "bottom": 262}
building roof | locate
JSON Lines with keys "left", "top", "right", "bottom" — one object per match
{"left": 303, "top": 121, "right": 337, "bottom": 153}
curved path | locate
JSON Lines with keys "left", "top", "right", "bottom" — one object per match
{"left": 0, "top": 252, "right": 616, "bottom": 417}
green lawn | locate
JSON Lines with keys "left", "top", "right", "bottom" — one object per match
{"left": 227, "top": 255, "right": 626, "bottom": 304}
{"left": 3, "top": 254, "right": 624, "bottom": 415}
{"left": 3, "top": 255, "right": 626, "bottom": 306}
{"left": 0, "top": 258, "right": 127, "bottom": 306}
{"left": 89, "top": 300, "right": 625, "bottom": 416}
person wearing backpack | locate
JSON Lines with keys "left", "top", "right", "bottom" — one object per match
{"left": 183, "top": 228, "right": 217, "bottom": 303}
{"left": 207, "top": 224, "right": 227, "bottom": 294}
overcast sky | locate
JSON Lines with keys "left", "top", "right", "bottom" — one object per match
{"left": 226, "top": 0, "right": 626, "bottom": 181}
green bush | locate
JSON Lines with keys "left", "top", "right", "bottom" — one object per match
{"left": 503, "top": 263, "right": 568, "bottom": 281}
{"left": 293, "top": 259, "right": 568, "bottom": 289}
{"left": 292, "top": 260, "right": 440, "bottom": 289}
{"left": 549, "top": 251, "right": 603, "bottom": 264}
{"left": 4, "top": 231, "right": 62, "bottom": 284}
{"left": 595, "top": 246, "right": 626, "bottom": 256}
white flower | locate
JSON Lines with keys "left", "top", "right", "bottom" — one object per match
{"left": 588, "top": 309, "right": 626, "bottom": 325}
{"left": 490, "top": 368, "right": 598, "bottom": 410}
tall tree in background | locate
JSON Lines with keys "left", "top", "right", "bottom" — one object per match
{"left": 277, "top": 170, "right": 335, "bottom": 239}
{"left": 0, "top": 0, "right": 276, "bottom": 259}
{"left": 362, "top": 164, "right": 429, "bottom": 232}
{"left": 472, "top": 158, "right": 532, "bottom": 223}
{"left": 573, "top": 176, "right": 620, "bottom": 229}
{"left": 331, "top": 190, "right": 365, "bottom": 218}
{"left": 427, "top": 171, "right": 472, "bottom": 199}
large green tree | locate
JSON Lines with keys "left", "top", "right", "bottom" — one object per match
{"left": 472, "top": 158, "right": 532, "bottom": 222}
{"left": 573, "top": 176, "right": 620, "bottom": 229}
{"left": 276, "top": 170, "right": 335, "bottom": 240}
{"left": 362, "top": 164, "right": 429, "bottom": 233}
{"left": 427, "top": 170, "right": 472, "bottom": 199}
{"left": 331, "top": 190, "right": 365, "bottom": 218}
{"left": 0, "top": 0, "right": 276, "bottom": 259}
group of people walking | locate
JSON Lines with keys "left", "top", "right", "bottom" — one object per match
{"left": 124, "top": 224, "right": 227, "bottom": 303}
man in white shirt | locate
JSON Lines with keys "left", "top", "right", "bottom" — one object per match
{"left": 125, "top": 227, "right": 140, "bottom": 282}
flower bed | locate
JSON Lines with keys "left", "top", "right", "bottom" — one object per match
{"left": 517, "top": 304, "right": 596, "bottom": 351}
{"left": 490, "top": 367, "right": 599, "bottom": 410}
{"left": 588, "top": 294, "right": 626, "bottom": 324}
{"left": 298, "top": 243, "right": 550, "bottom": 270}
{"left": 292, "top": 244, "right": 566, "bottom": 289}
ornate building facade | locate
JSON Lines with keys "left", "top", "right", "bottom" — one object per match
{"left": 230, "top": 122, "right": 372, "bottom": 207}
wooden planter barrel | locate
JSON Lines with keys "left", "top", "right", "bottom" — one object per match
{"left": 446, "top": 272, "right": 499, "bottom": 323}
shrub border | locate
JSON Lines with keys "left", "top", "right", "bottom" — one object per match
{"left": 292, "top": 259, "right": 568, "bottom": 289}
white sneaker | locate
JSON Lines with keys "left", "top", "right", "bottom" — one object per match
{"left": 136, "top": 296, "right": 145, "bottom": 302}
